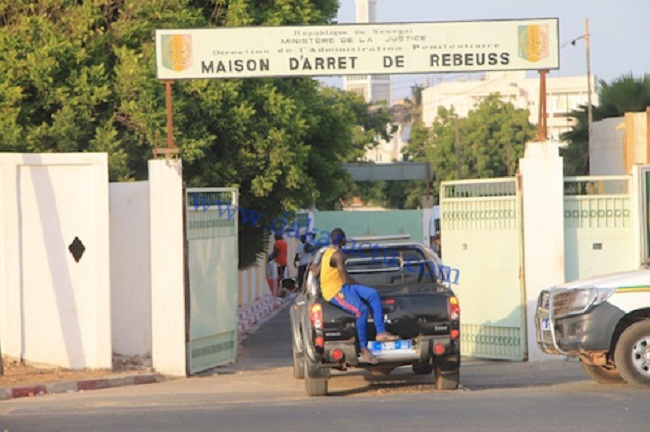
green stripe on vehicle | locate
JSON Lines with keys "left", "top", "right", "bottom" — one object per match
{"left": 616, "top": 285, "right": 650, "bottom": 293}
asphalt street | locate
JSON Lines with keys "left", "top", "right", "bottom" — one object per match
{"left": 1, "top": 301, "right": 648, "bottom": 432}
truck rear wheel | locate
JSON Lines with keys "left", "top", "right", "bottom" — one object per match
{"left": 434, "top": 367, "right": 459, "bottom": 390}
{"left": 303, "top": 343, "right": 330, "bottom": 396}
{"left": 580, "top": 361, "right": 624, "bottom": 384}
{"left": 304, "top": 357, "right": 328, "bottom": 396}
{"left": 434, "top": 355, "right": 460, "bottom": 390}
{"left": 293, "top": 339, "right": 305, "bottom": 380}
{"left": 614, "top": 320, "right": 650, "bottom": 387}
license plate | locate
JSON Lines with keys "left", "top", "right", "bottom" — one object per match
{"left": 541, "top": 318, "right": 551, "bottom": 331}
{"left": 367, "top": 340, "right": 412, "bottom": 351}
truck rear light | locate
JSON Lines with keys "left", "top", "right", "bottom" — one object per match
{"left": 449, "top": 296, "right": 460, "bottom": 321}
{"left": 381, "top": 298, "right": 395, "bottom": 305}
{"left": 314, "top": 336, "right": 324, "bottom": 348}
{"left": 310, "top": 304, "right": 323, "bottom": 330}
{"left": 434, "top": 343, "right": 446, "bottom": 355}
{"left": 450, "top": 329, "right": 460, "bottom": 340}
{"left": 332, "top": 349, "right": 344, "bottom": 361}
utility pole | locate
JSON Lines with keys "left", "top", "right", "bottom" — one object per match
{"left": 585, "top": 18, "right": 593, "bottom": 165}
{"left": 454, "top": 114, "right": 462, "bottom": 179}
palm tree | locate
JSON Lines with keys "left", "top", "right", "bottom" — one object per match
{"left": 562, "top": 74, "right": 650, "bottom": 175}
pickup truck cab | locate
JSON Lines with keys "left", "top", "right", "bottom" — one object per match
{"left": 289, "top": 242, "right": 460, "bottom": 396}
{"left": 535, "top": 269, "right": 650, "bottom": 387}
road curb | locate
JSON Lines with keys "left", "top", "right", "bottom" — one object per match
{"left": 0, "top": 373, "right": 166, "bottom": 401}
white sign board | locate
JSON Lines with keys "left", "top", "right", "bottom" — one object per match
{"left": 156, "top": 19, "right": 559, "bottom": 80}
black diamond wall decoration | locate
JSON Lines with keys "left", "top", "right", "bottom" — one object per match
{"left": 68, "top": 237, "right": 86, "bottom": 263}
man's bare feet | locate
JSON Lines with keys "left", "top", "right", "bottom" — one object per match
{"left": 358, "top": 348, "right": 379, "bottom": 364}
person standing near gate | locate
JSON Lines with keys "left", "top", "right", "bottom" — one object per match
{"left": 268, "top": 233, "right": 288, "bottom": 297}
{"left": 431, "top": 230, "right": 442, "bottom": 259}
{"left": 294, "top": 233, "right": 314, "bottom": 288}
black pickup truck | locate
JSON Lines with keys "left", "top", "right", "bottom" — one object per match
{"left": 288, "top": 242, "right": 460, "bottom": 396}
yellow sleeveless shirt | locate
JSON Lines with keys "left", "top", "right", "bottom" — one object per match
{"left": 320, "top": 247, "right": 344, "bottom": 301}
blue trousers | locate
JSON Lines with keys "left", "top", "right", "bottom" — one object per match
{"left": 329, "top": 284, "right": 386, "bottom": 349}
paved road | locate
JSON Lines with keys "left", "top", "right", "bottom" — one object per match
{"left": 1, "top": 301, "right": 648, "bottom": 432}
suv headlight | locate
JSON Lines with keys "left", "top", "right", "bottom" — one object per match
{"left": 551, "top": 287, "right": 616, "bottom": 318}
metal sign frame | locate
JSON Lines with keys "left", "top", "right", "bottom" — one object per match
{"left": 156, "top": 19, "right": 559, "bottom": 80}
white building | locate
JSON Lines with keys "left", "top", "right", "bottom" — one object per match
{"left": 362, "top": 121, "right": 411, "bottom": 163}
{"left": 421, "top": 71, "right": 599, "bottom": 141}
{"left": 344, "top": 0, "right": 391, "bottom": 104}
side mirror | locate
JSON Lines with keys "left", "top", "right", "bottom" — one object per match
{"left": 281, "top": 277, "right": 297, "bottom": 293}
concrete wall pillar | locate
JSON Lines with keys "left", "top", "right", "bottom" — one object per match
{"left": 149, "top": 159, "right": 186, "bottom": 376}
{"left": 520, "top": 141, "right": 566, "bottom": 361}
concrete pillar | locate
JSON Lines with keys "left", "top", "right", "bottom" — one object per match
{"left": 631, "top": 165, "right": 646, "bottom": 267}
{"left": 149, "top": 159, "right": 186, "bottom": 376}
{"left": 520, "top": 141, "right": 566, "bottom": 361}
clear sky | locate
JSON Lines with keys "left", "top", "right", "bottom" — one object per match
{"left": 323, "top": 0, "right": 650, "bottom": 102}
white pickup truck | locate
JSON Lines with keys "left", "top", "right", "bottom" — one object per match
{"left": 535, "top": 269, "right": 650, "bottom": 387}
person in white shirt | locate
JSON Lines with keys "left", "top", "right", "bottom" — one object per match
{"left": 294, "top": 234, "right": 314, "bottom": 288}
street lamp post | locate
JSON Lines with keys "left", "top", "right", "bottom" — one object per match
{"left": 569, "top": 19, "right": 593, "bottom": 165}
{"left": 454, "top": 114, "right": 462, "bottom": 179}
{"left": 585, "top": 18, "right": 593, "bottom": 165}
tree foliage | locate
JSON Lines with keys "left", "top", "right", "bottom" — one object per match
{"left": 562, "top": 73, "right": 650, "bottom": 175}
{"left": 400, "top": 94, "right": 535, "bottom": 205}
{"left": 0, "top": 0, "right": 393, "bottom": 268}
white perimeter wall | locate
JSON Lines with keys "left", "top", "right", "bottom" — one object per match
{"left": 109, "top": 182, "right": 152, "bottom": 357}
{"left": 0, "top": 153, "right": 111, "bottom": 369}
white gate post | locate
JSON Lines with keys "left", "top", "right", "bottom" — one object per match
{"left": 520, "top": 141, "right": 566, "bottom": 361}
{"left": 149, "top": 159, "right": 186, "bottom": 376}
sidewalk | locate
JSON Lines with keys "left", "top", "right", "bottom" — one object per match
{"left": 1, "top": 296, "right": 586, "bottom": 401}
{"left": 0, "top": 295, "right": 288, "bottom": 402}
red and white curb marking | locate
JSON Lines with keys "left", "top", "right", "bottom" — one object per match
{"left": 0, "top": 373, "right": 164, "bottom": 401}
{"left": 237, "top": 295, "right": 285, "bottom": 335}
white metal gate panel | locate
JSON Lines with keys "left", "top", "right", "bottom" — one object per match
{"left": 185, "top": 188, "right": 238, "bottom": 374}
{"left": 564, "top": 176, "right": 636, "bottom": 281}
{"left": 440, "top": 177, "right": 526, "bottom": 360}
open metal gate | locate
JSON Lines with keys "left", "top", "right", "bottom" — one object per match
{"left": 563, "top": 176, "right": 635, "bottom": 281}
{"left": 440, "top": 177, "right": 527, "bottom": 360}
{"left": 185, "top": 188, "right": 239, "bottom": 374}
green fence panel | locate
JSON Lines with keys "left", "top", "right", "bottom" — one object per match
{"left": 563, "top": 176, "right": 635, "bottom": 282}
{"left": 185, "top": 188, "right": 239, "bottom": 374}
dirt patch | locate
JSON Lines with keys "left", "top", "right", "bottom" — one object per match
{"left": 0, "top": 355, "right": 155, "bottom": 388}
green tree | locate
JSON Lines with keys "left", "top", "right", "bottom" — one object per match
{"left": 562, "top": 73, "right": 650, "bottom": 175}
{"left": 398, "top": 95, "right": 534, "bottom": 205}
{"left": 2, "top": 0, "right": 397, "bottom": 268}
{"left": 431, "top": 96, "right": 534, "bottom": 188}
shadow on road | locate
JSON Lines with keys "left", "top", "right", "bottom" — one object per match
{"left": 228, "top": 300, "right": 590, "bottom": 394}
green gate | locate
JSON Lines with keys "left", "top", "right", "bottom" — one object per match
{"left": 564, "top": 176, "right": 635, "bottom": 281}
{"left": 185, "top": 188, "right": 239, "bottom": 374}
{"left": 440, "top": 178, "right": 527, "bottom": 360}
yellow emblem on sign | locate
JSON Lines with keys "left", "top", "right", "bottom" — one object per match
{"left": 518, "top": 25, "right": 549, "bottom": 63}
{"left": 162, "top": 34, "right": 193, "bottom": 72}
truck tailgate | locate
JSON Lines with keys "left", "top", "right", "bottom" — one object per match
{"left": 322, "top": 290, "right": 451, "bottom": 341}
